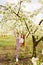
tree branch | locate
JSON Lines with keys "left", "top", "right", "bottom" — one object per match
{"left": 35, "top": 36, "right": 43, "bottom": 46}
{"left": 32, "top": 35, "right": 36, "bottom": 44}
{"left": 25, "top": 32, "right": 30, "bottom": 38}
{"left": 17, "top": 0, "right": 23, "bottom": 15}
{"left": 33, "top": 28, "right": 38, "bottom": 33}
{"left": 32, "top": 19, "right": 43, "bottom": 34}
{"left": 32, "top": 35, "right": 43, "bottom": 47}
{"left": 25, "top": 21, "right": 30, "bottom": 33}
{"left": 39, "top": 20, "right": 43, "bottom": 25}
{"left": 0, "top": 4, "right": 21, "bottom": 17}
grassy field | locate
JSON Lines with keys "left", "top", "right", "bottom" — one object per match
{"left": 0, "top": 35, "right": 43, "bottom": 65}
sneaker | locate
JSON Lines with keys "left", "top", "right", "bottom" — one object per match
{"left": 16, "top": 58, "right": 18, "bottom": 62}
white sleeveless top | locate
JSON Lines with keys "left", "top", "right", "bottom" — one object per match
{"left": 19, "top": 38, "right": 24, "bottom": 43}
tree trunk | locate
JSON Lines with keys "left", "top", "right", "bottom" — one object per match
{"left": 32, "top": 35, "right": 36, "bottom": 57}
{"left": 32, "top": 44, "right": 36, "bottom": 57}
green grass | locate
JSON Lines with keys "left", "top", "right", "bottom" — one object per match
{"left": 0, "top": 35, "right": 16, "bottom": 47}
{"left": 0, "top": 35, "right": 43, "bottom": 65}
{"left": 0, "top": 35, "right": 43, "bottom": 57}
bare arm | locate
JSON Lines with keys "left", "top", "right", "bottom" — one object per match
{"left": 14, "top": 29, "right": 17, "bottom": 37}
{"left": 25, "top": 32, "right": 29, "bottom": 38}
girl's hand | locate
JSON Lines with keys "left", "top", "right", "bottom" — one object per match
{"left": 14, "top": 29, "right": 17, "bottom": 37}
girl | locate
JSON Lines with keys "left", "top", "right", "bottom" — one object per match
{"left": 14, "top": 30, "right": 26, "bottom": 63}
{"left": 14, "top": 30, "right": 20, "bottom": 63}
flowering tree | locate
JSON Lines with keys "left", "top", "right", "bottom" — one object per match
{"left": 0, "top": 0, "right": 43, "bottom": 57}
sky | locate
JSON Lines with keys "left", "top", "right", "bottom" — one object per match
{"left": 0, "top": 0, "right": 43, "bottom": 25}
{"left": 0, "top": 0, "right": 18, "bottom": 5}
